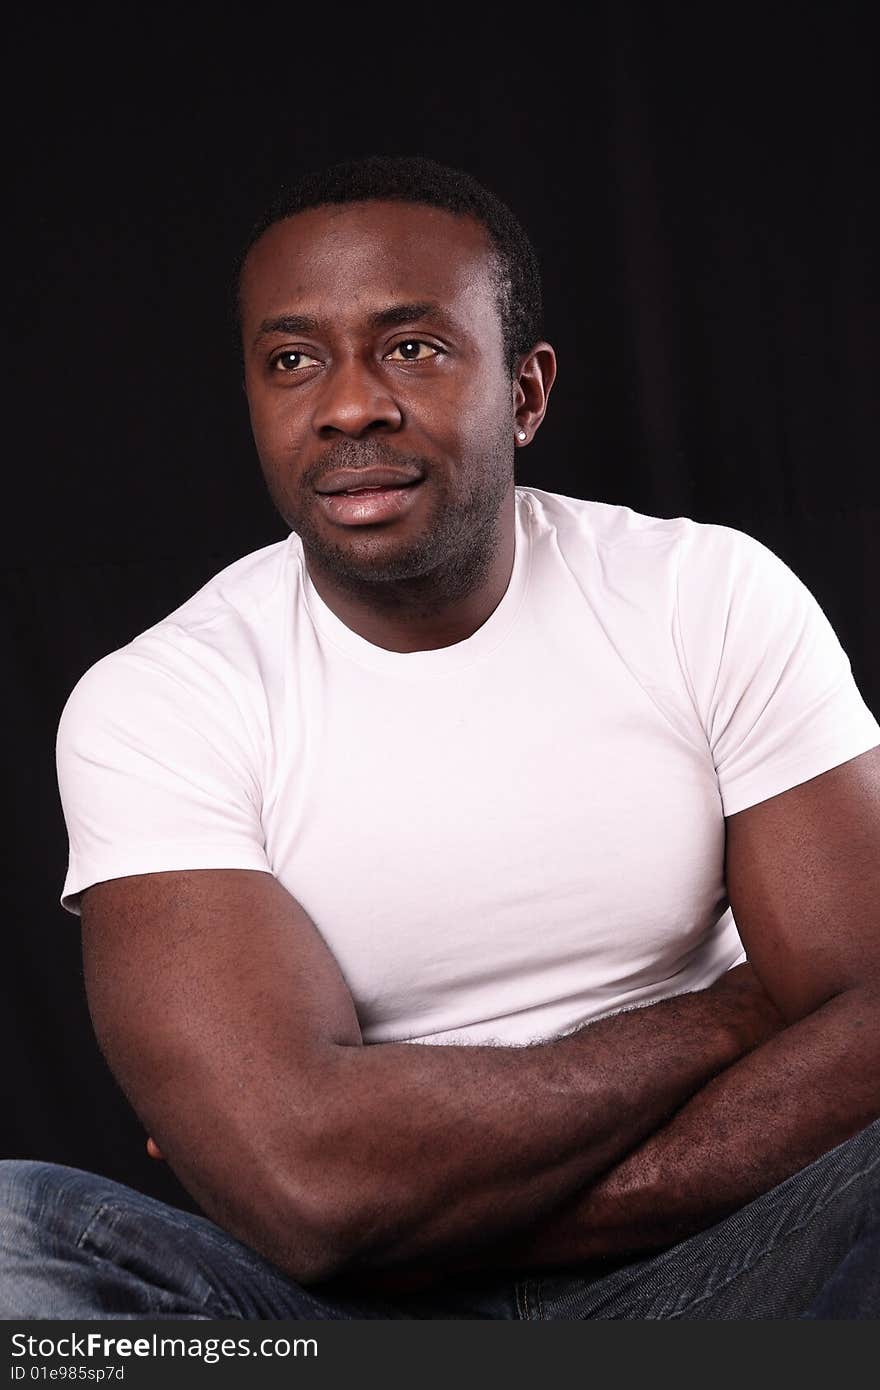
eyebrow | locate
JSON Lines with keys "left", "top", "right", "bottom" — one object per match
{"left": 252, "top": 301, "right": 455, "bottom": 347}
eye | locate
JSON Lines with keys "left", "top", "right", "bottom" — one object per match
{"left": 270, "top": 350, "right": 320, "bottom": 373}
{"left": 385, "top": 339, "right": 442, "bottom": 362}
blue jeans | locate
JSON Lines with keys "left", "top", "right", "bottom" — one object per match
{"left": 1, "top": 1119, "right": 878, "bottom": 1319}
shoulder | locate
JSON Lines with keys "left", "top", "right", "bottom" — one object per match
{"left": 59, "top": 536, "right": 294, "bottom": 731}
{"left": 146, "top": 534, "right": 295, "bottom": 659}
{"left": 673, "top": 519, "right": 828, "bottom": 654}
{"left": 517, "top": 483, "right": 689, "bottom": 553}
{"left": 517, "top": 485, "right": 717, "bottom": 613}
{"left": 674, "top": 515, "right": 796, "bottom": 589}
{"left": 516, "top": 485, "right": 807, "bottom": 626}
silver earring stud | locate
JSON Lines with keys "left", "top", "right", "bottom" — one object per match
{"left": 517, "top": 429, "right": 527, "bottom": 440}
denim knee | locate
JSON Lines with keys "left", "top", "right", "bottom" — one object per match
{"left": 0, "top": 1160, "right": 109, "bottom": 1255}
{"left": 0, "top": 1159, "right": 64, "bottom": 1205}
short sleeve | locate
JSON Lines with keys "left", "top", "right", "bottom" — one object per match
{"left": 56, "top": 631, "right": 272, "bottom": 916}
{"left": 674, "top": 522, "right": 880, "bottom": 817}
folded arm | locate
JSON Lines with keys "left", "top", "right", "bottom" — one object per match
{"left": 369, "top": 746, "right": 880, "bottom": 1288}
{"left": 81, "top": 872, "right": 778, "bottom": 1286}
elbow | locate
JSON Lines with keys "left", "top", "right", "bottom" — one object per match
{"left": 215, "top": 1177, "right": 352, "bottom": 1287}
{"left": 286, "top": 1182, "right": 363, "bottom": 1285}
{"left": 287, "top": 1178, "right": 388, "bottom": 1285}
{"left": 257, "top": 1139, "right": 393, "bottom": 1285}
{"left": 274, "top": 1150, "right": 422, "bottom": 1285}
{"left": 164, "top": 1143, "right": 354, "bottom": 1288}
{"left": 279, "top": 1194, "right": 406, "bottom": 1287}
{"left": 170, "top": 1075, "right": 403, "bottom": 1283}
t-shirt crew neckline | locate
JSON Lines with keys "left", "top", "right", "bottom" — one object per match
{"left": 295, "top": 487, "right": 535, "bottom": 678}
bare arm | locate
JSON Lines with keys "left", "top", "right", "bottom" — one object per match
{"left": 388, "top": 747, "right": 880, "bottom": 1285}
{"left": 81, "top": 869, "right": 779, "bottom": 1285}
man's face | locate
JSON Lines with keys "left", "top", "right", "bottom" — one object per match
{"left": 239, "top": 200, "right": 517, "bottom": 601}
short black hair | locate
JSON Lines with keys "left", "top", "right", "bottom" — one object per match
{"left": 234, "top": 153, "right": 544, "bottom": 380}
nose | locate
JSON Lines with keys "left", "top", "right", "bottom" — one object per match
{"left": 311, "top": 354, "right": 404, "bottom": 438}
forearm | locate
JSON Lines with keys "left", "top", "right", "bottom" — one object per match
{"left": 441, "top": 982, "right": 880, "bottom": 1278}
{"left": 307, "top": 969, "right": 777, "bottom": 1280}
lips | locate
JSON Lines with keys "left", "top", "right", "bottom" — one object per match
{"left": 317, "top": 479, "right": 426, "bottom": 526}
{"left": 338, "top": 483, "right": 411, "bottom": 495}
{"left": 315, "top": 467, "right": 424, "bottom": 495}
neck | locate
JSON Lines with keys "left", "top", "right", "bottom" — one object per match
{"left": 304, "top": 502, "right": 516, "bottom": 654}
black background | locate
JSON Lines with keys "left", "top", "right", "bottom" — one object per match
{"left": 4, "top": 5, "right": 877, "bottom": 1215}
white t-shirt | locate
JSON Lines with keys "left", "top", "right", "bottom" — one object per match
{"left": 56, "top": 486, "right": 880, "bottom": 1046}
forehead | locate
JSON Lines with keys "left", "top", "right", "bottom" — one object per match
{"left": 240, "top": 200, "right": 498, "bottom": 334}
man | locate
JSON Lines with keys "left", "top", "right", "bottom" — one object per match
{"left": 2, "top": 154, "right": 878, "bottom": 1320}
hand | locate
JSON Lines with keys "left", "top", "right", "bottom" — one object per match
{"left": 146, "top": 1136, "right": 164, "bottom": 1160}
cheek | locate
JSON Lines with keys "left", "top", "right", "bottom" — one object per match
{"left": 431, "top": 386, "right": 505, "bottom": 454}
{"left": 247, "top": 390, "right": 299, "bottom": 462}
{"left": 458, "top": 397, "right": 515, "bottom": 461}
